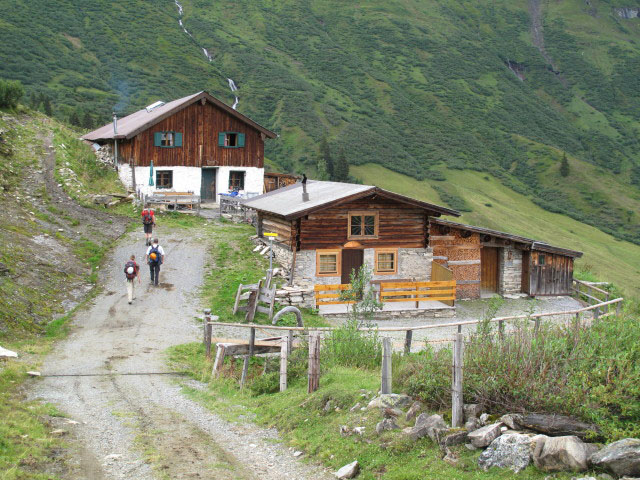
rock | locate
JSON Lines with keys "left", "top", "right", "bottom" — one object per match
{"left": 340, "top": 425, "right": 351, "bottom": 437}
{"left": 443, "top": 447, "right": 459, "bottom": 466}
{"left": 468, "top": 423, "right": 503, "bottom": 448}
{"left": 324, "top": 401, "right": 332, "bottom": 412}
{"left": 405, "top": 414, "right": 447, "bottom": 441}
{"left": 589, "top": 438, "right": 640, "bottom": 477}
{"left": 383, "top": 408, "right": 402, "bottom": 419}
{"left": 500, "top": 413, "right": 523, "bottom": 430}
{"left": 0, "top": 262, "right": 9, "bottom": 276}
{"left": 349, "top": 403, "right": 361, "bottom": 413}
{"left": 438, "top": 429, "right": 469, "bottom": 447}
{"left": 465, "top": 417, "right": 480, "bottom": 432}
{"left": 478, "top": 432, "right": 535, "bottom": 473}
{"left": 27, "top": 371, "right": 41, "bottom": 377}
{"left": 517, "top": 413, "right": 601, "bottom": 441}
{"left": 353, "top": 427, "right": 365, "bottom": 436}
{"left": 465, "top": 443, "right": 477, "bottom": 451}
{"left": 406, "top": 401, "right": 422, "bottom": 422}
{"left": 533, "top": 435, "right": 598, "bottom": 472}
{"left": 50, "top": 429, "right": 67, "bottom": 436}
{"left": 376, "top": 418, "right": 400, "bottom": 434}
{"left": 479, "top": 413, "right": 491, "bottom": 425}
{"left": 293, "top": 450, "right": 303, "bottom": 457}
{"left": 367, "top": 394, "right": 412, "bottom": 410}
{"left": 104, "top": 454, "right": 122, "bottom": 461}
{"left": 0, "top": 346, "right": 18, "bottom": 358}
{"left": 464, "top": 404, "right": 484, "bottom": 420}
{"left": 571, "top": 477, "right": 597, "bottom": 480}
{"left": 335, "top": 460, "right": 359, "bottom": 479}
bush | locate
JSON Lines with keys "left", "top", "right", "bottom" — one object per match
{"left": 0, "top": 79, "right": 24, "bottom": 108}
{"left": 324, "top": 317, "right": 382, "bottom": 370}
{"left": 395, "top": 309, "right": 640, "bottom": 441}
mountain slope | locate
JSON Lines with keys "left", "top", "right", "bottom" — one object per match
{"left": 1, "top": 0, "right": 638, "bottom": 245}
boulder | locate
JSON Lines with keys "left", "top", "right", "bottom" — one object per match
{"left": 533, "top": 435, "right": 598, "bottom": 472}
{"left": 465, "top": 417, "right": 480, "bottom": 432}
{"left": 406, "top": 401, "right": 422, "bottom": 422}
{"left": 335, "top": 460, "right": 359, "bottom": 479}
{"left": 367, "top": 394, "right": 412, "bottom": 410}
{"left": 589, "top": 438, "right": 640, "bottom": 477}
{"left": 479, "top": 413, "right": 491, "bottom": 425}
{"left": 349, "top": 403, "right": 361, "bottom": 413}
{"left": 464, "top": 404, "right": 484, "bottom": 420}
{"left": 376, "top": 418, "right": 399, "bottom": 435}
{"left": 478, "top": 432, "right": 535, "bottom": 473}
{"left": 500, "top": 413, "right": 523, "bottom": 430}
{"left": 437, "top": 429, "right": 469, "bottom": 447}
{"left": 517, "top": 413, "right": 601, "bottom": 440}
{"left": 405, "top": 414, "right": 447, "bottom": 442}
{"left": 383, "top": 408, "right": 403, "bottom": 419}
{"left": 468, "top": 423, "right": 503, "bottom": 448}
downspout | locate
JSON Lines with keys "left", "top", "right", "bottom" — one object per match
{"left": 112, "top": 112, "right": 118, "bottom": 170}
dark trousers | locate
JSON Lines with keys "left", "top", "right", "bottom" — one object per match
{"left": 149, "top": 263, "right": 161, "bottom": 285}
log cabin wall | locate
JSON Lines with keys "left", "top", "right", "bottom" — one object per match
{"left": 116, "top": 101, "right": 264, "bottom": 168}
{"left": 528, "top": 251, "right": 574, "bottom": 296}
{"left": 261, "top": 214, "right": 295, "bottom": 249}
{"left": 298, "top": 196, "right": 428, "bottom": 250}
{"left": 430, "top": 225, "right": 481, "bottom": 299}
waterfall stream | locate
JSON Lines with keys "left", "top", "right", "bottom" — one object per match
{"left": 174, "top": 0, "right": 239, "bottom": 109}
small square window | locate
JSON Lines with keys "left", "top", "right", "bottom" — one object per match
{"left": 348, "top": 211, "right": 378, "bottom": 239}
{"left": 161, "top": 132, "right": 174, "bottom": 147}
{"left": 219, "top": 132, "right": 245, "bottom": 148}
{"left": 229, "top": 171, "right": 245, "bottom": 191}
{"left": 538, "top": 253, "right": 546, "bottom": 265}
{"left": 225, "top": 133, "right": 238, "bottom": 147}
{"left": 316, "top": 249, "right": 341, "bottom": 276}
{"left": 156, "top": 170, "right": 173, "bottom": 189}
{"left": 375, "top": 249, "right": 397, "bottom": 274}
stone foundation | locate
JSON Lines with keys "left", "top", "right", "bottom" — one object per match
{"left": 322, "top": 307, "right": 456, "bottom": 321}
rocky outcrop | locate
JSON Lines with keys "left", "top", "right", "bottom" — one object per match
{"left": 614, "top": 7, "right": 640, "bottom": 19}
{"left": 589, "top": 438, "right": 640, "bottom": 477}
{"left": 478, "top": 433, "right": 536, "bottom": 473}
{"left": 375, "top": 418, "right": 399, "bottom": 435}
{"left": 367, "top": 394, "right": 412, "bottom": 410}
{"left": 532, "top": 435, "right": 598, "bottom": 472}
{"left": 405, "top": 413, "right": 447, "bottom": 441}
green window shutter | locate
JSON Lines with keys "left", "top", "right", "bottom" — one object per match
{"left": 237, "top": 133, "right": 245, "bottom": 147}
{"left": 174, "top": 132, "right": 182, "bottom": 147}
{"left": 218, "top": 132, "right": 226, "bottom": 146}
{"left": 154, "top": 132, "right": 162, "bottom": 147}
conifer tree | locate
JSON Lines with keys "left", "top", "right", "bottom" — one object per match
{"left": 81, "top": 111, "right": 94, "bottom": 129}
{"left": 334, "top": 150, "right": 350, "bottom": 182}
{"left": 560, "top": 153, "right": 569, "bottom": 177}
{"left": 319, "top": 137, "right": 334, "bottom": 180}
{"left": 69, "top": 111, "right": 80, "bottom": 126}
{"left": 316, "top": 156, "right": 329, "bottom": 180}
{"left": 42, "top": 96, "right": 52, "bottom": 116}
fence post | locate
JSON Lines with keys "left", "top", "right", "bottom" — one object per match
{"left": 287, "top": 329, "right": 294, "bottom": 353}
{"left": 280, "top": 338, "right": 289, "bottom": 392}
{"left": 498, "top": 320, "right": 504, "bottom": 341}
{"left": 594, "top": 306, "right": 600, "bottom": 321}
{"left": 240, "top": 327, "right": 255, "bottom": 388}
{"left": 616, "top": 300, "right": 622, "bottom": 316}
{"left": 381, "top": 337, "right": 392, "bottom": 394}
{"left": 203, "top": 309, "right": 212, "bottom": 360}
{"left": 404, "top": 330, "right": 413, "bottom": 355}
{"left": 451, "top": 333, "right": 464, "bottom": 428}
{"left": 308, "top": 332, "right": 320, "bottom": 393}
{"left": 534, "top": 318, "right": 540, "bottom": 334}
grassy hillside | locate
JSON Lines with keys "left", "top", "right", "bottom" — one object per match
{"left": 352, "top": 164, "right": 640, "bottom": 298}
{"left": 1, "top": 0, "right": 638, "bottom": 244}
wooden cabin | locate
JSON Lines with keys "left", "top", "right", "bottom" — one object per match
{"left": 243, "top": 180, "right": 459, "bottom": 289}
{"left": 430, "top": 219, "right": 583, "bottom": 298}
{"left": 244, "top": 181, "right": 583, "bottom": 305}
{"left": 82, "top": 91, "right": 277, "bottom": 200}
{"left": 264, "top": 172, "right": 299, "bottom": 193}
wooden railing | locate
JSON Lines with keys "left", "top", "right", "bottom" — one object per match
{"left": 572, "top": 279, "right": 611, "bottom": 314}
{"left": 379, "top": 280, "right": 456, "bottom": 306}
{"left": 314, "top": 284, "right": 354, "bottom": 308}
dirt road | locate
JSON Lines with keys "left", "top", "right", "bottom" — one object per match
{"left": 31, "top": 228, "right": 332, "bottom": 479}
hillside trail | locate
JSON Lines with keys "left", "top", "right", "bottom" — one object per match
{"left": 31, "top": 227, "right": 332, "bottom": 480}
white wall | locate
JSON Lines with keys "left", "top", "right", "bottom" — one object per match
{"left": 117, "top": 163, "right": 264, "bottom": 200}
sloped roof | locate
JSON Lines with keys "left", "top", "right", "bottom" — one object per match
{"left": 82, "top": 91, "right": 277, "bottom": 141}
{"left": 432, "top": 218, "right": 583, "bottom": 258}
{"left": 243, "top": 180, "right": 460, "bottom": 220}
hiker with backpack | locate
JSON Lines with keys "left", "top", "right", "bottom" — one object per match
{"left": 124, "top": 254, "right": 141, "bottom": 304}
{"left": 141, "top": 205, "right": 156, "bottom": 246}
{"left": 145, "top": 238, "right": 165, "bottom": 286}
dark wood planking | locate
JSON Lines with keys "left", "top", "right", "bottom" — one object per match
{"left": 529, "top": 252, "right": 574, "bottom": 296}
{"left": 480, "top": 247, "right": 499, "bottom": 292}
{"left": 117, "top": 100, "right": 264, "bottom": 168}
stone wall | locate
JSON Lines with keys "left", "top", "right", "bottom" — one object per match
{"left": 498, "top": 246, "right": 523, "bottom": 294}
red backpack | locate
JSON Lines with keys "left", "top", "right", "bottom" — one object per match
{"left": 124, "top": 261, "right": 137, "bottom": 280}
{"left": 142, "top": 210, "right": 153, "bottom": 225}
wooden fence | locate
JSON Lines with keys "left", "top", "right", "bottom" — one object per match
{"left": 379, "top": 280, "right": 456, "bottom": 306}
{"left": 431, "top": 262, "right": 455, "bottom": 306}
{"left": 572, "top": 279, "right": 612, "bottom": 314}
{"left": 314, "top": 284, "right": 354, "bottom": 308}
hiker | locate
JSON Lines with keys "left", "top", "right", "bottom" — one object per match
{"left": 141, "top": 205, "right": 156, "bottom": 246}
{"left": 145, "top": 238, "right": 165, "bottom": 286}
{"left": 124, "top": 254, "right": 141, "bottom": 304}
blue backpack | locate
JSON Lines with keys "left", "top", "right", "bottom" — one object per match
{"left": 148, "top": 246, "right": 161, "bottom": 264}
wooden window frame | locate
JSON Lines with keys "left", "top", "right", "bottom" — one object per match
{"left": 538, "top": 253, "right": 546, "bottom": 266}
{"left": 375, "top": 248, "right": 398, "bottom": 275}
{"left": 154, "top": 131, "right": 182, "bottom": 148}
{"left": 219, "top": 131, "right": 246, "bottom": 149}
{"left": 316, "top": 249, "right": 341, "bottom": 277}
{"left": 228, "top": 170, "right": 245, "bottom": 191}
{"left": 156, "top": 170, "right": 173, "bottom": 189}
{"left": 347, "top": 210, "right": 379, "bottom": 240}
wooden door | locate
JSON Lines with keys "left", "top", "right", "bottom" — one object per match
{"left": 521, "top": 250, "right": 530, "bottom": 294}
{"left": 341, "top": 249, "right": 364, "bottom": 284}
{"left": 200, "top": 168, "right": 216, "bottom": 201}
{"left": 481, "top": 247, "right": 499, "bottom": 293}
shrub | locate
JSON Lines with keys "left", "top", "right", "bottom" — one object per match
{"left": 0, "top": 79, "right": 24, "bottom": 108}
{"left": 395, "top": 309, "right": 640, "bottom": 441}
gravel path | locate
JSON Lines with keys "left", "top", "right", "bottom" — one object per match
{"left": 30, "top": 227, "right": 332, "bottom": 480}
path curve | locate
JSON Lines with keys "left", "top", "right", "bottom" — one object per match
{"left": 31, "top": 228, "right": 332, "bottom": 479}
